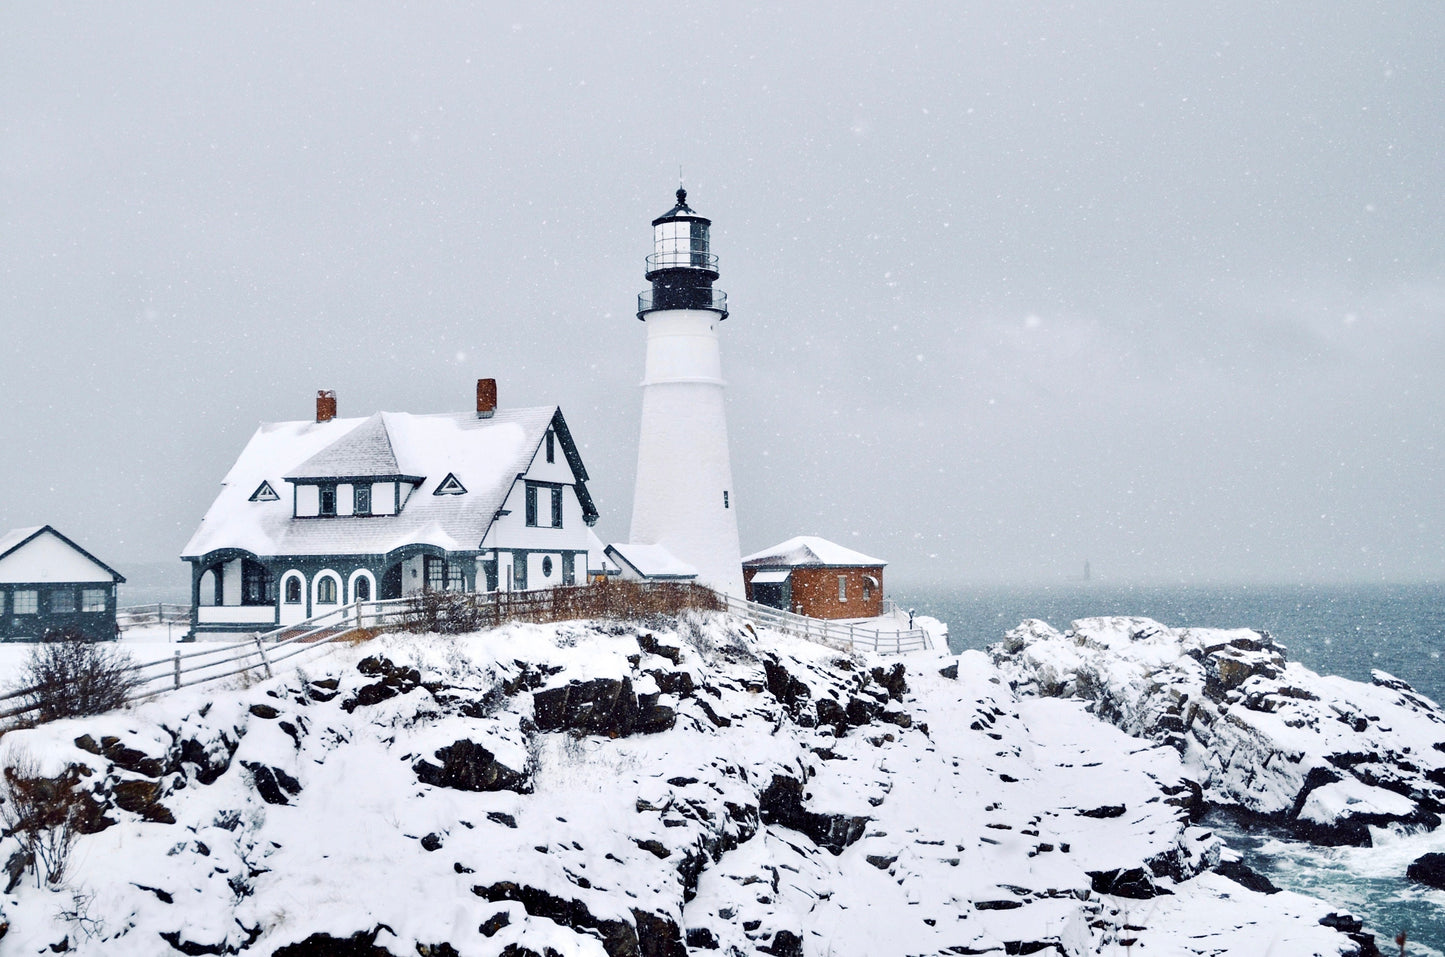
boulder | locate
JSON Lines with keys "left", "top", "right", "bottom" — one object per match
{"left": 1406, "top": 852, "right": 1445, "bottom": 889}
{"left": 413, "top": 740, "right": 530, "bottom": 794}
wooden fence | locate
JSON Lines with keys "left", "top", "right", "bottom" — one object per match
{"left": 0, "top": 580, "right": 931, "bottom": 729}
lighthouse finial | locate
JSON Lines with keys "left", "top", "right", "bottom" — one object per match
{"left": 676, "top": 186, "right": 687, "bottom": 207}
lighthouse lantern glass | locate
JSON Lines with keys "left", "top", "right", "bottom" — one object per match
{"left": 653, "top": 220, "right": 710, "bottom": 268}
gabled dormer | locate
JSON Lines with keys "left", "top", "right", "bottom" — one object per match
{"left": 283, "top": 413, "right": 423, "bottom": 518}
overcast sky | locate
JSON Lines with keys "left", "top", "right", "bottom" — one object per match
{"left": 2, "top": 3, "right": 1442, "bottom": 589}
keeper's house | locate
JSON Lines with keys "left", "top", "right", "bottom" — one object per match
{"left": 182, "top": 381, "right": 598, "bottom": 638}
{"left": 741, "top": 536, "right": 885, "bottom": 620}
{"left": 0, "top": 525, "right": 125, "bottom": 642}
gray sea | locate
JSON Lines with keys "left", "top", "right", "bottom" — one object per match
{"left": 897, "top": 582, "right": 1445, "bottom": 954}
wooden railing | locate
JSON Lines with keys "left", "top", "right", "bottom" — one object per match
{"left": 719, "top": 593, "right": 932, "bottom": 655}
{"left": 0, "top": 581, "right": 930, "bottom": 728}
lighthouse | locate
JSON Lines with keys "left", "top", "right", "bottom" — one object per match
{"left": 627, "top": 188, "right": 745, "bottom": 596}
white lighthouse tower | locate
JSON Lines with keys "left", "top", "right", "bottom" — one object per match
{"left": 628, "top": 188, "right": 745, "bottom": 596}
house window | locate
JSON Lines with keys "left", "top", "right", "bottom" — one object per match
{"left": 545, "top": 431, "right": 555, "bottom": 463}
{"left": 525, "top": 483, "right": 563, "bottom": 528}
{"left": 425, "top": 556, "right": 447, "bottom": 592}
{"left": 541, "top": 556, "right": 554, "bottom": 578}
{"left": 316, "top": 576, "right": 338, "bottom": 604}
{"left": 837, "top": 576, "right": 848, "bottom": 602}
{"left": 354, "top": 576, "right": 371, "bottom": 602}
{"left": 723, "top": 490, "right": 729, "bottom": 509}
{"left": 51, "top": 589, "right": 77, "bottom": 613}
{"left": 447, "top": 563, "right": 465, "bottom": 591}
{"left": 14, "top": 590, "right": 38, "bottom": 614}
{"left": 317, "top": 484, "right": 337, "bottom": 517}
{"left": 863, "top": 584, "right": 871, "bottom": 602}
{"left": 242, "top": 560, "right": 275, "bottom": 605}
{"left": 0, "top": 591, "right": 5, "bottom": 616}
{"left": 354, "top": 484, "right": 372, "bottom": 516}
{"left": 284, "top": 577, "right": 302, "bottom": 604}
{"left": 82, "top": 588, "right": 107, "bottom": 612}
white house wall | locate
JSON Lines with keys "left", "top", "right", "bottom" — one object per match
{"left": 337, "top": 484, "right": 354, "bottom": 517}
{"left": 483, "top": 478, "right": 589, "bottom": 553}
{"left": 0, "top": 531, "right": 116, "bottom": 584}
{"left": 222, "top": 558, "right": 243, "bottom": 605}
{"left": 295, "top": 484, "right": 320, "bottom": 517}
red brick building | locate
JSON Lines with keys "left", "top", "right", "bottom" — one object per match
{"left": 741, "top": 536, "right": 885, "bottom": 619}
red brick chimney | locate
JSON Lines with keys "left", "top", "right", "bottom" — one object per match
{"left": 316, "top": 390, "right": 337, "bottom": 423}
{"left": 476, "top": 378, "right": 497, "bottom": 419}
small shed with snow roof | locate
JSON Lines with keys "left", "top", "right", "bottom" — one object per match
{"left": 0, "top": 525, "right": 125, "bottom": 642}
{"left": 741, "top": 536, "right": 885, "bottom": 619}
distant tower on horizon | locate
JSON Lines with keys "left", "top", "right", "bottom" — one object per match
{"left": 628, "top": 188, "right": 744, "bottom": 596}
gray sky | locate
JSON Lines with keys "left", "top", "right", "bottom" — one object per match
{"left": 3, "top": 3, "right": 1442, "bottom": 588}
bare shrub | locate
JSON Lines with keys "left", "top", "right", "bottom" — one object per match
{"left": 18, "top": 634, "right": 138, "bottom": 723}
{"left": 400, "top": 591, "right": 491, "bottom": 634}
{"left": 395, "top": 581, "right": 726, "bottom": 635}
{"left": 0, "top": 750, "right": 90, "bottom": 887}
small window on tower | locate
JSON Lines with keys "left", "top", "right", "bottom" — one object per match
{"left": 318, "top": 484, "right": 337, "bottom": 517}
{"left": 723, "top": 490, "right": 729, "bottom": 509}
{"left": 838, "top": 576, "right": 848, "bottom": 602}
{"left": 354, "top": 484, "right": 372, "bottom": 516}
{"left": 545, "top": 431, "right": 555, "bottom": 464}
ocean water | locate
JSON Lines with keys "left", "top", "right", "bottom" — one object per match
{"left": 895, "top": 581, "right": 1445, "bottom": 951}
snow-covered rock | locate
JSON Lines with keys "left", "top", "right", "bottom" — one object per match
{"left": 993, "top": 616, "right": 1445, "bottom": 848}
{"left": 0, "top": 614, "right": 1376, "bottom": 955}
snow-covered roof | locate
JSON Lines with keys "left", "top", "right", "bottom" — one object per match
{"left": 285, "top": 414, "right": 410, "bottom": 480}
{"left": 741, "top": 535, "right": 885, "bottom": 568}
{"left": 0, "top": 525, "right": 126, "bottom": 583}
{"left": 0, "top": 526, "right": 45, "bottom": 558}
{"left": 183, "top": 407, "right": 593, "bottom": 560}
{"left": 587, "top": 530, "right": 619, "bottom": 574}
{"left": 605, "top": 542, "right": 698, "bottom": 580}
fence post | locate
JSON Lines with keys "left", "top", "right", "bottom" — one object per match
{"left": 254, "top": 635, "right": 273, "bottom": 678}
{"left": 173, "top": 651, "right": 181, "bottom": 690}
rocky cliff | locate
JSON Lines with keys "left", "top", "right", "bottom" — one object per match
{"left": 0, "top": 614, "right": 1375, "bottom": 955}
{"left": 992, "top": 616, "right": 1445, "bottom": 849}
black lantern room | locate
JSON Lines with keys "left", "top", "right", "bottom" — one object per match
{"left": 638, "top": 188, "right": 728, "bottom": 320}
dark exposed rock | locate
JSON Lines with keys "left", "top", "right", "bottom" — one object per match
{"left": 761, "top": 929, "right": 803, "bottom": 956}
{"left": 75, "top": 734, "right": 167, "bottom": 779}
{"left": 637, "top": 634, "right": 683, "bottom": 665}
{"left": 248, "top": 704, "right": 279, "bottom": 720}
{"left": 112, "top": 778, "right": 175, "bottom": 824}
{"left": 413, "top": 740, "right": 529, "bottom": 793}
{"left": 472, "top": 881, "right": 685, "bottom": 957}
{"left": 479, "top": 912, "right": 511, "bottom": 937}
{"left": 420, "top": 833, "right": 443, "bottom": 852}
{"left": 685, "top": 927, "right": 719, "bottom": 949}
{"left": 938, "top": 662, "right": 959, "bottom": 680}
{"left": 487, "top": 811, "right": 518, "bottom": 828}
{"left": 974, "top": 899, "right": 1023, "bottom": 910}
{"left": 1076, "top": 804, "right": 1126, "bottom": 819}
{"left": 763, "top": 658, "right": 811, "bottom": 712}
{"left": 344, "top": 658, "right": 422, "bottom": 712}
{"left": 758, "top": 774, "right": 867, "bottom": 855}
{"left": 271, "top": 925, "right": 397, "bottom": 957}
{"left": 241, "top": 762, "right": 301, "bottom": 806}
{"left": 1407, "top": 852, "right": 1445, "bottom": 889}
{"left": 870, "top": 663, "right": 908, "bottom": 701}
{"left": 158, "top": 931, "right": 228, "bottom": 955}
{"left": 1088, "top": 867, "right": 1169, "bottom": 899}
{"left": 177, "top": 732, "right": 238, "bottom": 786}
{"left": 1213, "top": 859, "right": 1279, "bottom": 894}
{"left": 533, "top": 677, "right": 674, "bottom": 737}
